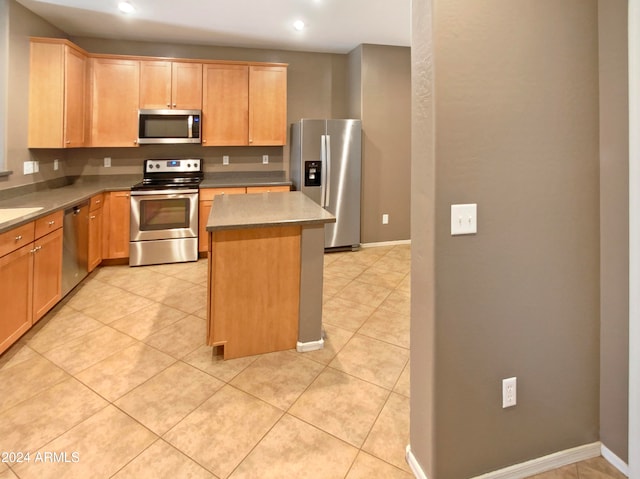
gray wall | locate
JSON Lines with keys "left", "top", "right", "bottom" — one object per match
{"left": 359, "top": 45, "right": 411, "bottom": 244}
{"left": 347, "top": 44, "right": 411, "bottom": 244}
{"left": 598, "top": 0, "right": 629, "bottom": 463}
{"left": 2, "top": 0, "right": 66, "bottom": 189}
{"left": 411, "top": 1, "right": 601, "bottom": 477}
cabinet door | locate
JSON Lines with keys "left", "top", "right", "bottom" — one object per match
{"left": 202, "top": 64, "right": 248, "bottom": 146}
{"left": 198, "top": 187, "right": 246, "bottom": 253}
{"left": 88, "top": 204, "right": 103, "bottom": 272}
{"left": 249, "top": 65, "right": 287, "bottom": 146}
{"left": 104, "top": 191, "right": 131, "bottom": 259}
{"left": 199, "top": 200, "right": 213, "bottom": 254}
{"left": 139, "top": 60, "right": 172, "bottom": 109}
{"left": 32, "top": 228, "right": 63, "bottom": 323}
{"left": 64, "top": 45, "right": 87, "bottom": 147}
{"left": 0, "top": 244, "right": 34, "bottom": 355}
{"left": 28, "top": 41, "right": 64, "bottom": 148}
{"left": 90, "top": 58, "right": 140, "bottom": 147}
{"left": 172, "top": 62, "right": 202, "bottom": 110}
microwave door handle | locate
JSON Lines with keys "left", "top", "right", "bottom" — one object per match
{"left": 187, "top": 115, "right": 193, "bottom": 139}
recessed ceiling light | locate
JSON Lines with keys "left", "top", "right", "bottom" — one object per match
{"left": 118, "top": 1, "right": 135, "bottom": 14}
{"left": 293, "top": 20, "right": 305, "bottom": 31}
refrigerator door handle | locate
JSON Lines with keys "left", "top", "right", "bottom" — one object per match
{"left": 321, "top": 135, "right": 327, "bottom": 207}
{"left": 325, "top": 135, "right": 331, "bottom": 208}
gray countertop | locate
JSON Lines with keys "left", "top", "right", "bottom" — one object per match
{"left": 0, "top": 175, "right": 140, "bottom": 234}
{"left": 200, "top": 171, "right": 291, "bottom": 189}
{"left": 207, "top": 191, "right": 335, "bottom": 232}
{"left": 0, "top": 171, "right": 291, "bottom": 234}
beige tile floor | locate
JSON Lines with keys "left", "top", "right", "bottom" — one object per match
{"left": 0, "top": 245, "right": 412, "bottom": 479}
{"left": 0, "top": 243, "right": 625, "bottom": 479}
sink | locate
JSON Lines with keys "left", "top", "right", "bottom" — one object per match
{"left": 0, "top": 207, "right": 44, "bottom": 223}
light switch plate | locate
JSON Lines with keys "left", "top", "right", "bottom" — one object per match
{"left": 223, "top": 155, "right": 229, "bottom": 165}
{"left": 262, "top": 155, "right": 269, "bottom": 164}
{"left": 451, "top": 204, "right": 477, "bottom": 235}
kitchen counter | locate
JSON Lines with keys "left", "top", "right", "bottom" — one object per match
{"left": 0, "top": 175, "right": 140, "bottom": 234}
{"left": 206, "top": 191, "right": 335, "bottom": 359}
{"left": 0, "top": 171, "right": 291, "bottom": 234}
{"left": 200, "top": 171, "right": 291, "bottom": 189}
{"left": 206, "top": 191, "right": 335, "bottom": 231}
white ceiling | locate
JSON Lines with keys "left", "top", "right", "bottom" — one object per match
{"left": 15, "top": 0, "right": 411, "bottom": 54}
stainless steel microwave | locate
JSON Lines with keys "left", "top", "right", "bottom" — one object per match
{"left": 138, "top": 109, "right": 201, "bottom": 144}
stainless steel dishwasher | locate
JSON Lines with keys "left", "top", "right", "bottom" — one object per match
{"left": 62, "top": 201, "right": 89, "bottom": 296}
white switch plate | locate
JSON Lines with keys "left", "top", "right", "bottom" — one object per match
{"left": 33, "top": 161, "right": 39, "bottom": 173}
{"left": 223, "top": 155, "right": 229, "bottom": 165}
{"left": 104, "top": 157, "right": 111, "bottom": 168}
{"left": 23, "top": 161, "right": 34, "bottom": 175}
{"left": 382, "top": 214, "right": 389, "bottom": 225}
{"left": 262, "top": 155, "right": 269, "bottom": 164}
{"left": 451, "top": 204, "right": 477, "bottom": 235}
{"left": 54, "top": 159, "right": 59, "bottom": 171}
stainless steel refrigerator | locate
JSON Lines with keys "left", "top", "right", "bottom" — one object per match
{"left": 290, "top": 119, "right": 362, "bottom": 250}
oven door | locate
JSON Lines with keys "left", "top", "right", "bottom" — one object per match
{"left": 130, "top": 190, "right": 198, "bottom": 241}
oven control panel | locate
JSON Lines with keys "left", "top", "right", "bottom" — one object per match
{"left": 144, "top": 158, "right": 202, "bottom": 173}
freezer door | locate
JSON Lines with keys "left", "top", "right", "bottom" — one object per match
{"left": 324, "top": 119, "right": 361, "bottom": 248}
{"left": 298, "top": 119, "right": 327, "bottom": 206}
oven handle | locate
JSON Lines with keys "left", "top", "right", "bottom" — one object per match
{"left": 130, "top": 189, "right": 199, "bottom": 197}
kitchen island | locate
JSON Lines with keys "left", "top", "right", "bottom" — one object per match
{"left": 206, "top": 191, "right": 335, "bottom": 359}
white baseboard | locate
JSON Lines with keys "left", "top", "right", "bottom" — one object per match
{"left": 470, "top": 442, "right": 601, "bottom": 479}
{"left": 406, "top": 445, "right": 428, "bottom": 479}
{"left": 296, "top": 338, "right": 324, "bottom": 353}
{"left": 601, "top": 443, "right": 629, "bottom": 477}
{"left": 361, "top": 239, "right": 411, "bottom": 248}
{"left": 406, "top": 442, "right": 628, "bottom": 479}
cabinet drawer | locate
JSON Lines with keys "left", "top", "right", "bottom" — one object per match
{"left": 199, "top": 187, "right": 246, "bottom": 201}
{"left": 0, "top": 222, "right": 35, "bottom": 258}
{"left": 35, "top": 210, "right": 63, "bottom": 238}
{"left": 90, "top": 194, "right": 104, "bottom": 211}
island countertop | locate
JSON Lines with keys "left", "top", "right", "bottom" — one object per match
{"left": 207, "top": 191, "right": 335, "bottom": 232}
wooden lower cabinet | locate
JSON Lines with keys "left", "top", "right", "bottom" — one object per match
{"left": 88, "top": 194, "right": 103, "bottom": 271}
{"left": 0, "top": 243, "right": 34, "bottom": 355}
{"left": 0, "top": 220, "right": 63, "bottom": 354}
{"left": 199, "top": 188, "right": 246, "bottom": 253}
{"left": 32, "top": 228, "right": 63, "bottom": 323}
{"left": 103, "top": 191, "right": 130, "bottom": 259}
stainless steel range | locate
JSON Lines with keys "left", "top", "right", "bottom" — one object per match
{"left": 130, "top": 158, "right": 203, "bottom": 267}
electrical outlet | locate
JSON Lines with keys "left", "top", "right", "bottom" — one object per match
{"left": 223, "top": 155, "right": 229, "bottom": 166}
{"left": 382, "top": 214, "right": 389, "bottom": 225}
{"left": 262, "top": 155, "right": 269, "bottom": 164}
{"left": 104, "top": 157, "right": 111, "bottom": 168}
{"left": 23, "top": 161, "right": 34, "bottom": 175}
{"left": 54, "top": 159, "right": 59, "bottom": 171}
{"left": 502, "top": 377, "right": 517, "bottom": 408}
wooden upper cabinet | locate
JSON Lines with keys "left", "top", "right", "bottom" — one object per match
{"left": 90, "top": 57, "right": 140, "bottom": 147}
{"left": 28, "top": 39, "right": 88, "bottom": 148}
{"left": 249, "top": 65, "right": 287, "bottom": 146}
{"left": 139, "top": 61, "right": 202, "bottom": 110}
{"left": 202, "top": 63, "right": 249, "bottom": 146}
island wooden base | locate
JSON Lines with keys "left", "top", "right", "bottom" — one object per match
{"left": 207, "top": 225, "right": 301, "bottom": 359}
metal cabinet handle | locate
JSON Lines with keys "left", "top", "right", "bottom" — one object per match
{"left": 30, "top": 245, "right": 42, "bottom": 254}
{"left": 48, "top": 220, "right": 55, "bottom": 226}
{"left": 90, "top": 215, "right": 96, "bottom": 219}
{"left": 172, "top": 103, "right": 176, "bottom": 108}
{"left": 95, "top": 199, "right": 101, "bottom": 204}
{"left": 15, "top": 235, "right": 22, "bottom": 241}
